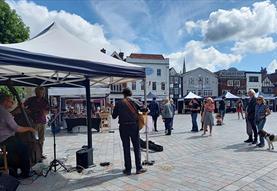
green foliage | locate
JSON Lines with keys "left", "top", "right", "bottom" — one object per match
{"left": 0, "top": 0, "right": 30, "bottom": 43}
{"left": 0, "top": 86, "right": 25, "bottom": 98}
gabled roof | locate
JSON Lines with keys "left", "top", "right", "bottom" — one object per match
{"left": 129, "top": 53, "right": 165, "bottom": 60}
{"left": 268, "top": 73, "right": 277, "bottom": 84}
{"left": 183, "top": 67, "right": 216, "bottom": 77}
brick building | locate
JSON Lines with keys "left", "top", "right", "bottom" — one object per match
{"left": 215, "top": 67, "right": 246, "bottom": 96}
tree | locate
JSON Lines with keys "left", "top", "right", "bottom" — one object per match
{"left": 0, "top": 0, "right": 30, "bottom": 97}
{"left": 0, "top": 0, "right": 30, "bottom": 44}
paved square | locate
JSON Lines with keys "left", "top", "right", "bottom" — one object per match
{"left": 18, "top": 113, "right": 277, "bottom": 191}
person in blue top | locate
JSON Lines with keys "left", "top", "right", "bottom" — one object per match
{"left": 255, "top": 96, "right": 271, "bottom": 147}
{"left": 148, "top": 97, "right": 160, "bottom": 132}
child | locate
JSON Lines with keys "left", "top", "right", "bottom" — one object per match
{"left": 216, "top": 113, "right": 222, "bottom": 126}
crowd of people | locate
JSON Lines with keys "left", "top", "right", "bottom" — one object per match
{"left": 0, "top": 86, "right": 273, "bottom": 179}
{"left": 145, "top": 89, "right": 271, "bottom": 144}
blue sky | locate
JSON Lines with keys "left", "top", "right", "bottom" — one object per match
{"left": 7, "top": 0, "right": 277, "bottom": 73}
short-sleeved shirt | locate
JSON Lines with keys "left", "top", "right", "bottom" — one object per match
{"left": 191, "top": 102, "right": 200, "bottom": 113}
{"left": 24, "top": 96, "right": 49, "bottom": 124}
{"left": 0, "top": 105, "right": 19, "bottom": 143}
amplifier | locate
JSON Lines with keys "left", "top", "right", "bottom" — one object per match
{"left": 76, "top": 147, "right": 93, "bottom": 169}
{"left": 0, "top": 174, "right": 19, "bottom": 191}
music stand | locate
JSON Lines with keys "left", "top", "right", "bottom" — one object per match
{"left": 44, "top": 111, "right": 69, "bottom": 177}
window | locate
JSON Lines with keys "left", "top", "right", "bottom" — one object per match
{"left": 132, "top": 82, "right": 136, "bottom": 90}
{"left": 233, "top": 80, "right": 240, "bottom": 87}
{"left": 198, "top": 90, "right": 202, "bottom": 96}
{"left": 140, "top": 81, "right": 145, "bottom": 90}
{"left": 249, "top": 76, "right": 259, "bottom": 82}
{"left": 174, "top": 77, "right": 179, "bottom": 84}
{"left": 161, "top": 82, "right": 165, "bottom": 90}
{"left": 157, "top": 69, "right": 161, "bottom": 76}
{"left": 205, "top": 77, "right": 209, "bottom": 85}
{"left": 198, "top": 77, "right": 203, "bottom": 85}
{"left": 152, "top": 82, "right": 156, "bottom": 90}
{"left": 189, "top": 77, "right": 194, "bottom": 85}
{"left": 227, "top": 80, "right": 233, "bottom": 86}
{"left": 174, "top": 88, "right": 179, "bottom": 95}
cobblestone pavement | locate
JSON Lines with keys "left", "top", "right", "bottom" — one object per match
{"left": 18, "top": 113, "right": 277, "bottom": 191}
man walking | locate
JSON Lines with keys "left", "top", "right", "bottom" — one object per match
{"left": 148, "top": 97, "right": 160, "bottom": 131}
{"left": 112, "top": 88, "right": 147, "bottom": 175}
{"left": 244, "top": 89, "right": 257, "bottom": 144}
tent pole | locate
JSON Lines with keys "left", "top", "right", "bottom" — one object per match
{"left": 85, "top": 78, "right": 92, "bottom": 149}
{"left": 142, "top": 78, "right": 154, "bottom": 166}
{"left": 144, "top": 78, "right": 149, "bottom": 162}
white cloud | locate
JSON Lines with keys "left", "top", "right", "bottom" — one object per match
{"left": 7, "top": 0, "right": 140, "bottom": 55}
{"left": 167, "top": 41, "right": 241, "bottom": 72}
{"left": 232, "top": 37, "right": 277, "bottom": 54}
{"left": 90, "top": 0, "right": 150, "bottom": 41}
{"left": 267, "top": 59, "right": 277, "bottom": 73}
{"left": 185, "top": 1, "right": 277, "bottom": 43}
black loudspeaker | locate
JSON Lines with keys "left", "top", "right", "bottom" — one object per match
{"left": 76, "top": 147, "right": 93, "bottom": 169}
{"left": 0, "top": 174, "right": 19, "bottom": 191}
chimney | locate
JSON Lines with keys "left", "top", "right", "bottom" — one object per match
{"left": 119, "top": 52, "right": 124, "bottom": 60}
{"left": 100, "top": 48, "right": 106, "bottom": 54}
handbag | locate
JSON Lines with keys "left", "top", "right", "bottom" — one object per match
{"left": 124, "top": 99, "right": 146, "bottom": 130}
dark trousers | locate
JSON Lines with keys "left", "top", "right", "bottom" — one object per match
{"left": 119, "top": 124, "right": 142, "bottom": 172}
{"left": 246, "top": 118, "right": 257, "bottom": 141}
{"left": 152, "top": 116, "right": 158, "bottom": 131}
{"left": 1, "top": 136, "right": 30, "bottom": 176}
{"left": 164, "top": 118, "right": 172, "bottom": 135}
{"left": 191, "top": 113, "right": 198, "bottom": 131}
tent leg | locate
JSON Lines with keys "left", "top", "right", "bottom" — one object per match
{"left": 142, "top": 78, "right": 154, "bottom": 166}
{"left": 85, "top": 78, "right": 92, "bottom": 148}
{"left": 84, "top": 78, "right": 94, "bottom": 166}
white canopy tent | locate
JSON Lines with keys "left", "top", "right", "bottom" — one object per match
{"left": 178, "top": 92, "right": 202, "bottom": 101}
{"left": 0, "top": 22, "right": 144, "bottom": 87}
{"left": 0, "top": 22, "right": 147, "bottom": 161}
{"left": 215, "top": 91, "right": 240, "bottom": 101}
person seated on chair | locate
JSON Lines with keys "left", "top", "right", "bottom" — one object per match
{"left": 0, "top": 93, "right": 36, "bottom": 178}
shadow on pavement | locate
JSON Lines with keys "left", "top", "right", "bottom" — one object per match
{"left": 64, "top": 169, "right": 126, "bottom": 190}
{"left": 222, "top": 143, "right": 277, "bottom": 153}
{"left": 187, "top": 135, "right": 209, "bottom": 139}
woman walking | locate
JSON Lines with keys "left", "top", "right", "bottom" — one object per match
{"left": 236, "top": 99, "right": 244, "bottom": 120}
{"left": 202, "top": 97, "right": 215, "bottom": 136}
{"left": 255, "top": 96, "right": 271, "bottom": 147}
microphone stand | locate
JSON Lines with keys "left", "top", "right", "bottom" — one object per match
{"left": 44, "top": 111, "right": 69, "bottom": 177}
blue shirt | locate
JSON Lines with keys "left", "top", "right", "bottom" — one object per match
{"left": 255, "top": 104, "right": 268, "bottom": 121}
{"left": 0, "top": 105, "right": 19, "bottom": 143}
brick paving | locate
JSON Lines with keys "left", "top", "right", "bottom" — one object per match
{"left": 18, "top": 113, "right": 277, "bottom": 191}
